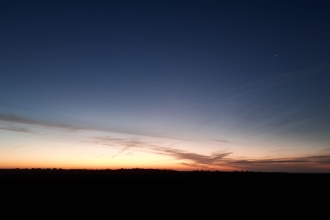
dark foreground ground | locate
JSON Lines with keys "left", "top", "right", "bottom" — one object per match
{"left": 2, "top": 169, "right": 330, "bottom": 202}
{"left": 2, "top": 169, "right": 328, "bottom": 212}
{"left": 1, "top": 169, "right": 330, "bottom": 185}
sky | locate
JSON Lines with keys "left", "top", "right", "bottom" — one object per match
{"left": 1, "top": 0, "right": 330, "bottom": 172}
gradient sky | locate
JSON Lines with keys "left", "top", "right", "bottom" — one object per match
{"left": 1, "top": 0, "right": 330, "bottom": 172}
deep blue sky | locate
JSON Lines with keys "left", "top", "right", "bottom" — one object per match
{"left": 1, "top": 0, "right": 330, "bottom": 171}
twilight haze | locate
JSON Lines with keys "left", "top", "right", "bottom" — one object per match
{"left": 1, "top": 0, "right": 330, "bottom": 172}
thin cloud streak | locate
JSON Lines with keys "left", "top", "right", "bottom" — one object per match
{"left": 179, "top": 162, "right": 215, "bottom": 170}
{"left": 227, "top": 155, "right": 330, "bottom": 165}
{"left": 0, "top": 127, "right": 31, "bottom": 133}
{"left": 0, "top": 113, "right": 191, "bottom": 142}
{"left": 11, "top": 146, "right": 23, "bottom": 149}
{"left": 0, "top": 114, "right": 78, "bottom": 130}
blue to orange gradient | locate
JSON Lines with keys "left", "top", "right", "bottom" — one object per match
{"left": 1, "top": 1, "right": 330, "bottom": 172}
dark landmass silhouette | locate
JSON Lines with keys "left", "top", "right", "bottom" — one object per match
{"left": 1, "top": 168, "right": 330, "bottom": 185}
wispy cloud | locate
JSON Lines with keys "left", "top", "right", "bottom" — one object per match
{"left": 0, "top": 114, "right": 41, "bottom": 125}
{"left": 225, "top": 154, "right": 330, "bottom": 172}
{"left": 228, "top": 155, "right": 330, "bottom": 165}
{"left": 112, "top": 146, "right": 132, "bottom": 158}
{"left": 91, "top": 135, "right": 330, "bottom": 172}
{"left": 93, "top": 136, "right": 126, "bottom": 142}
{"left": 0, "top": 114, "right": 82, "bottom": 130}
{"left": 11, "top": 146, "right": 23, "bottom": 149}
{"left": 89, "top": 136, "right": 232, "bottom": 167}
{"left": 154, "top": 147, "right": 232, "bottom": 165}
{"left": 0, "top": 113, "right": 189, "bottom": 141}
{"left": 0, "top": 127, "right": 31, "bottom": 133}
{"left": 4, "top": 113, "right": 329, "bottom": 172}
{"left": 179, "top": 162, "right": 215, "bottom": 170}
{"left": 270, "top": 148, "right": 303, "bottom": 152}
{"left": 125, "top": 152, "right": 135, "bottom": 156}
{"left": 229, "top": 159, "right": 309, "bottom": 164}
{"left": 214, "top": 139, "right": 231, "bottom": 143}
